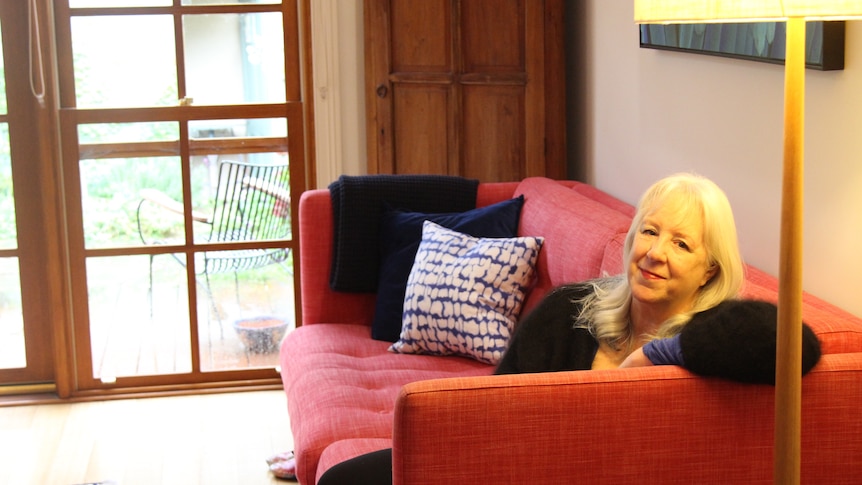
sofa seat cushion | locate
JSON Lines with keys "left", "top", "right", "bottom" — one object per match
{"left": 280, "top": 323, "right": 493, "bottom": 484}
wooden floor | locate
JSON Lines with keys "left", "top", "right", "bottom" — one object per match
{"left": 0, "top": 390, "right": 294, "bottom": 485}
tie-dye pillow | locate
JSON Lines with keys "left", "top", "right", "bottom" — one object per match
{"left": 389, "top": 221, "right": 543, "bottom": 364}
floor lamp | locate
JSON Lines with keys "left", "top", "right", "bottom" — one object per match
{"left": 634, "top": 1, "right": 862, "bottom": 484}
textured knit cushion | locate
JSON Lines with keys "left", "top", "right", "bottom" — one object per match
{"left": 389, "top": 221, "right": 543, "bottom": 364}
{"left": 372, "top": 196, "right": 525, "bottom": 342}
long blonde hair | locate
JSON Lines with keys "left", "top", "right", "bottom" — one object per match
{"left": 575, "top": 173, "right": 744, "bottom": 350}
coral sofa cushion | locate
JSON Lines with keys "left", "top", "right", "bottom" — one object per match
{"left": 373, "top": 196, "right": 525, "bottom": 342}
{"left": 390, "top": 222, "right": 543, "bottom": 364}
{"left": 280, "top": 323, "right": 492, "bottom": 484}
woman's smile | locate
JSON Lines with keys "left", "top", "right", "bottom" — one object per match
{"left": 639, "top": 267, "right": 665, "bottom": 280}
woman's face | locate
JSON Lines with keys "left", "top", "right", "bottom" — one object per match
{"left": 628, "top": 194, "right": 717, "bottom": 317}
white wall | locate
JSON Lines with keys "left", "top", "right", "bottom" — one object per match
{"left": 310, "top": 0, "right": 366, "bottom": 188}
{"left": 320, "top": 2, "right": 862, "bottom": 317}
{"left": 583, "top": 1, "right": 862, "bottom": 317}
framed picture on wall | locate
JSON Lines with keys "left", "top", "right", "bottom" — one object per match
{"left": 639, "top": 21, "right": 845, "bottom": 71}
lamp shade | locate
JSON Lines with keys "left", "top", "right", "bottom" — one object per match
{"left": 634, "top": 0, "right": 862, "bottom": 23}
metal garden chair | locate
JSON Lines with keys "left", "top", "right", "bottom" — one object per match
{"left": 136, "top": 159, "right": 292, "bottom": 334}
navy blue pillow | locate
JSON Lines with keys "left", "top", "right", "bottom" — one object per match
{"left": 371, "top": 196, "right": 525, "bottom": 342}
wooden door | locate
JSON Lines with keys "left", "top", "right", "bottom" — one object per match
{"left": 365, "top": 0, "right": 566, "bottom": 182}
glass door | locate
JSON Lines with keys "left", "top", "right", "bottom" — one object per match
{"left": 0, "top": 0, "right": 58, "bottom": 389}
{"left": 0, "top": 19, "right": 25, "bottom": 374}
{"left": 56, "top": 0, "right": 306, "bottom": 391}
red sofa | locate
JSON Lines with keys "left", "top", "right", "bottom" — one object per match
{"left": 280, "top": 177, "right": 862, "bottom": 485}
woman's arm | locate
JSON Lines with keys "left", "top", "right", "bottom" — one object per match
{"left": 648, "top": 300, "right": 821, "bottom": 385}
{"left": 618, "top": 347, "right": 654, "bottom": 368}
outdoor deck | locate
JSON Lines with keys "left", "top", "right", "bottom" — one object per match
{"left": 87, "top": 256, "right": 295, "bottom": 380}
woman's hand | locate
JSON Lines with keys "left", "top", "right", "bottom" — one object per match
{"left": 618, "top": 348, "right": 655, "bottom": 368}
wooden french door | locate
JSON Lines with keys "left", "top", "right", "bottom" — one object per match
{"left": 54, "top": 0, "right": 308, "bottom": 394}
{"left": 364, "top": 0, "right": 566, "bottom": 182}
{"left": 0, "top": 0, "right": 312, "bottom": 398}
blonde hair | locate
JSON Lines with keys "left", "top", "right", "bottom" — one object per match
{"left": 576, "top": 173, "right": 744, "bottom": 350}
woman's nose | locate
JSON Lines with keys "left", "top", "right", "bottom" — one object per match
{"left": 647, "top": 239, "right": 668, "bottom": 261}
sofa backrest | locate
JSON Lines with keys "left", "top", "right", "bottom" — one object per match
{"left": 741, "top": 265, "right": 862, "bottom": 355}
{"left": 298, "top": 176, "right": 862, "bottom": 356}
{"left": 514, "top": 177, "right": 632, "bottom": 314}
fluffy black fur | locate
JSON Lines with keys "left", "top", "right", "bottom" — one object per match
{"left": 679, "top": 299, "right": 822, "bottom": 385}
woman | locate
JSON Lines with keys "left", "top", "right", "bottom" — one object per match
{"left": 499, "top": 171, "right": 743, "bottom": 374}
{"left": 314, "top": 173, "right": 821, "bottom": 484}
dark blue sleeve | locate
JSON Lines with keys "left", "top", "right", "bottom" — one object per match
{"left": 642, "top": 334, "right": 685, "bottom": 366}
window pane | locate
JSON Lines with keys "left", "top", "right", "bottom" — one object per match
{"left": 71, "top": 15, "right": 177, "bottom": 108}
{"left": 189, "top": 117, "right": 287, "bottom": 139}
{"left": 198, "top": 251, "right": 294, "bottom": 372}
{"left": 182, "top": 0, "right": 279, "bottom": 5}
{"left": 188, "top": 153, "right": 291, "bottom": 244}
{"left": 0, "top": 124, "right": 14, "bottom": 250}
{"left": 70, "top": 0, "right": 172, "bottom": 7}
{"left": 183, "top": 13, "right": 285, "bottom": 105}
{"left": 81, "top": 156, "right": 194, "bottom": 249}
{"left": 0, "top": 21, "right": 25, "bottom": 375}
{"left": 0, "top": 29, "right": 6, "bottom": 117}
{"left": 0, "top": 258, "right": 24, "bottom": 370}
{"left": 79, "top": 122, "right": 179, "bottom": 145}
{"left": 88, "top": 255, "right": 192, "bottom": 380}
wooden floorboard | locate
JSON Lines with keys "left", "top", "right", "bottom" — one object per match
{"left": 0, "top": 390, "right": 293, "bottom": 485}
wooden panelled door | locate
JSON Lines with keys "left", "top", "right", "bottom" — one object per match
{"left": 365, "top": 0, "right": 566, "bottom": 182}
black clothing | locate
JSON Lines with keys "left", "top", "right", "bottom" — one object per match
{"left": 318, "top": 448, "right": 393, "bottom": 485}
{"left": 495, "top": 282, "right": 822, "bottom": 384}
{"left": 494, "top": 284, "right": 597, "bottom": 374}
{"left": 680, "top": 298, "right": 821, "bottom": 384}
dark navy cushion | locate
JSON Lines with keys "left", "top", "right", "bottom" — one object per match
{"left": 372, "top": 196, "right": 524, "bottom": 342}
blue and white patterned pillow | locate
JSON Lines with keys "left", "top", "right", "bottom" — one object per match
{"left": 389, "top": 221, "right": 544, "bottom": 365}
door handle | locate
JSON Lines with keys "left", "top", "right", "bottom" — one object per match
{"left": 376, "top": 84, "right": 388, "bottom": 98}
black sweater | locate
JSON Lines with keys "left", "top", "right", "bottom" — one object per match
{"left": 494, "top": 282, "right": 821, "bottom": 385}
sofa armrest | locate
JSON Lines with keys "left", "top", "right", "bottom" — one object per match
{"left": 392, "top": 355, "right": 862, "bottom": 485}
{"left": 299, "top": 189, "right": 376, "bottom": 326}
{"left": 393, "top": 367, "right": 775, "bottom": 485}
{"left": 393, "top": 367, "right": 778, "bottom": 484}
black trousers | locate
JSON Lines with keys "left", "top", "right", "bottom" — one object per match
{"left": 317, "top": 448, "right": 393, "bottom": 485}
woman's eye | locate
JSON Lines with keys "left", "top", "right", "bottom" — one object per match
{"left": 676, "top": 241, "right": 690, "bottom": 251}
{"left": 642, "top": 228, "right": 657, "bottom": 236}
